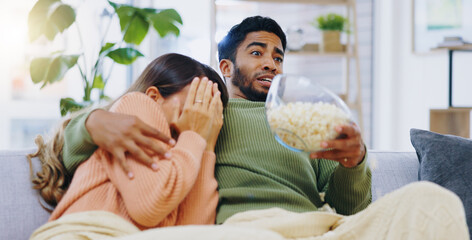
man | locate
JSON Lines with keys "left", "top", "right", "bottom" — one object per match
{"left": 213, "top": 16, "right": 370, "bottom": 223}
{"left": 61, "top": 16, "right": 468, "bottom": 239}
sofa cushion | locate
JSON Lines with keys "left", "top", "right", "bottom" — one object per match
{"left": 0, "top": 149, "right": 51, "bottom": 240}
{"left": 410, "top": 128, "right": 472, "bottom": 236}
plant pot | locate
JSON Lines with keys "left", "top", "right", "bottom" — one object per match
{"left": 321, "top": 30, "right": 343, "bottom": 52}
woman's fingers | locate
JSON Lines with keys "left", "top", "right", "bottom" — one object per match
{"left": 208, "top": 83, "right": 222, "bottom": 118}
{"left": 201, "top": 80, "right": 213, "bottom": 109}
{"left": 217, "top": 92, "right": 223, "bottom": 117}
{"left": 208, "top": 90, "right": 219, "bottom": 114}
{"left": 194, "top": 77, "right": 208, "bottom": 106}
{"left": 212, "top": 82, "right": 219, "bottom": 95}
{"left": 185, "top": 77, "right": 201, "bottom": 107}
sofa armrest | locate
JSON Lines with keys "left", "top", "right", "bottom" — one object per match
{"left": 0, "top": 149, "right": 51, "bottom": 240}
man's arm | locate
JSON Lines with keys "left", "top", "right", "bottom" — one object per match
{"left": 62, "top": 110, "right": 99, "bottom": 173}
{"left": 322, "top": 154, "right": 371, "bottom": 215}
{"left": 311, "top": 123, "right": 372, "bottom": 215}
{"left": 62, "top": 109, "right": 175, "bottom": 175}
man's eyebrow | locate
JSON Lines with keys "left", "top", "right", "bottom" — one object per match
{"left": 246, "top": 42, "right": 285, "bottom": 57}
{"left": 275, "top": 47, "right": 284, "bottom": 57}
{"left": 246, "top": 42, "right": 267, "bottom": 49}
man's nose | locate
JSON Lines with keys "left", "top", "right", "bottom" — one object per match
{"left": 262, "top": 56, "right": 277, "bottom": 72}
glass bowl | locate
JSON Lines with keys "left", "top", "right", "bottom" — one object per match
{"left": 265, "top": 74, "right": 352, "bottom": 152}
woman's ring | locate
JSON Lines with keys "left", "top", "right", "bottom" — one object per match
{"left": 343, "top": 158, "right": 348, "bottom": 162}
{"left": 195, "top": 100, "right": 203, "bottom": 103}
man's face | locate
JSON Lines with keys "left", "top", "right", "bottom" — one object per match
{"left": 231, "top": 31, "right": 284, "bottom": 101}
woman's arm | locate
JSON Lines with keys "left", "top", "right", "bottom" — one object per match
{"left": 97, "top": 91, "right": 215, "bottom": 228}
{"left": 175, "top": 151, "right": 218, "bottom": 225}
{"left": 101, "top": 130, "right": 207, "bottom": 227}
{"left": 101, "top": 77, "right": 223, "bottom": 227}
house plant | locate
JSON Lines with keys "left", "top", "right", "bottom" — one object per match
{"left": 28, "top": 0, "right": 182, "bottom": 116}
{"left": 312, "top": 13, "right": 349, "bottom": 52}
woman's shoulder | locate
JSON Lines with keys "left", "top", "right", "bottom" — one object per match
{"left": 109, "top": 91, "right": 169, "bottom": 134}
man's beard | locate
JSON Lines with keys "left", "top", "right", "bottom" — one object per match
{"left": 232, "top": 66, "right": 268, "bottom": 102}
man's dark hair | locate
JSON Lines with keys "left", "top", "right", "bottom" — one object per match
{"left": 218, "top": 16, "right": 287, "bottom": 63}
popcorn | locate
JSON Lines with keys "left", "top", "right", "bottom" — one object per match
{"left": 267, "top": 102, "right": 350, "bottom": 151}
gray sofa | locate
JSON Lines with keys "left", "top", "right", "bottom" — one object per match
{"left": 0, "top": 149, "right": 419, "bottom": 240}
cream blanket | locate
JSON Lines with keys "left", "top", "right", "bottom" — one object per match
{"left": 30, "top": 208, "right": 339, "bottom": 240}
{"left": 30, "top": 182, "right": 470, "bottom": 240}
{"left": 29, "top": 211, "right": 139, "bottom": 240}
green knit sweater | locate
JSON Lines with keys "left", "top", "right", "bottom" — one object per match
{"left": 214, "top": 99, "right": 371, "bottom": 223}
{"left": 62, "top": 99, "right": 372, "bottom": 224}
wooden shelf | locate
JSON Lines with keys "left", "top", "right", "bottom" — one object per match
{"left": 430, "top": 108, "right": 471, "bottom": 138}
{"left": 431, "top": 44, "right": 472, "bottom": 51}
{"left": 215, "top": 0, "right": 349, "bottom": 5}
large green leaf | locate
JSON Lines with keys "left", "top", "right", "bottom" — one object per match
{"left": 30, "top": 57, "right": 52, "bottom": 84}
{"left": 139, "top": 8, "right": 158, "bottom": 15}
{"left": 60, "top": 98, "right": 91, "bottom": 116}
{"left": 49, "top": 4, "right": 75, "bottom": 33}
{"left": 158, "top": 9, "right": 182, "bottom": 25}
{"left": 106, "top": 48, "right": 143, "bottom": 65}
{"left": 28, "top": 0, "right": 76, "bottom": 42}
{"left": 115, "top": 6, "right": 137, "bottom": 31}
{"left": 28, "top": 0, "right": 59, "bottom": 41}
{"left": 115, "top": 5, "right": 149, "bottom": 45}
{"left": 149, "top": 9, "right": 182, "bottom": 37}
{"left": 30, "top": 55, "right": 79, "bottom": 88}
{"left": 123, "top": 13, "right": 149, "bottom": 45}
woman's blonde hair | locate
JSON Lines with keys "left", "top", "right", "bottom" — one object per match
{"left": 27, "top": 53, "right": 229, "bottom": 209}
{"left": 27, "top": 119, "right": 72, "bottom": 209}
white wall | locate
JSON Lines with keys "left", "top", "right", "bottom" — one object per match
{"left": 373, "top": 0, "right": 472, "bottom": 151}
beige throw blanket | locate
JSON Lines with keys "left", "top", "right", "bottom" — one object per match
{"left": 30, "top": 182, "right": 470, "bottom": 240}
{"left": 30, "top": 211, "right": 139, "bottom": 240}
{"left": 30, "top": 208, "right": 339, "bottom": 240}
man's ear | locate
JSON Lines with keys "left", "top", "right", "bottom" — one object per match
{"left": 145, "top": 86, "right": 164, "bottom": 103}
{"left": 219, "top": 59, "right": 234, "bottom": 79}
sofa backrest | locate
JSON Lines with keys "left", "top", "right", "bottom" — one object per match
{"left": 369, "top": 151, "right": 419, "bottom": 201}
{"left": 0, "top": 149, "right": 51, "bottom": 240}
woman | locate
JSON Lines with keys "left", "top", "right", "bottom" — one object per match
{"left": 28, "top": 53, "right": 229, "bottom": 239}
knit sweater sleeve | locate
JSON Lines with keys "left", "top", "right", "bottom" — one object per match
{"left": 100, "top": 92, "right": 207, "bottom": 227}
{"left": 62, "top": 109, "right": 98, "bottom": 174}
{"left": 103, "top": 131, "right": 206, "bottom": 227}
{"left": 322, "top": 152, "right": 372, "bottom": 215}
{"left": 175, "top": 151, "right": 218, "bottom": 225}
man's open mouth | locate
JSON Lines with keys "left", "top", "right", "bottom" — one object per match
{"left": 258, "top": 77, "right": 272, "bottom": 83}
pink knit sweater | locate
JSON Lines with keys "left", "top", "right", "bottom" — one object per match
{"left": 49, "top": 92, "right": 218, "bottom": 229}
